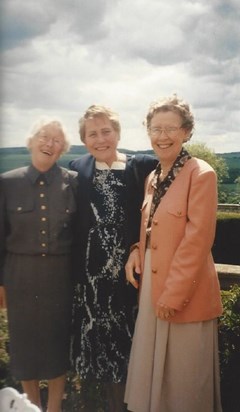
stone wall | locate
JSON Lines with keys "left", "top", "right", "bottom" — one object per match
{"left": 218, "top": 203, "right": 240, "bottom": 213}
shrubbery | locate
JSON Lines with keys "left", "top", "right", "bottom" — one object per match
{"left": 219, "top": 285, "right": 240, "bottom": 412}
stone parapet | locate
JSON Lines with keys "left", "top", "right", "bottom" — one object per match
{"left": 218, "top": 203, "right": 240, "bottom": 213}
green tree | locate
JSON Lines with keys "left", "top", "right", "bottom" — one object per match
{"left": 185, "top": 142, "right": 228, "bottom": 183}
{"left": 185, "top": 142, "right": 229, "bottom": 202}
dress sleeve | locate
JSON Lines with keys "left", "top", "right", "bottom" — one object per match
{"left": 159, "top": 166, "right": 218, "bottom": 310}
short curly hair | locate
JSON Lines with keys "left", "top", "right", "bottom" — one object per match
{"left": 79, "top": 105, "right": 121, "bottom": 142}
{"left": 26, "top": 116, "right": 71, "bottom": 153}
{"left": 145, "top": 94, "right": 195, "bottom": 140}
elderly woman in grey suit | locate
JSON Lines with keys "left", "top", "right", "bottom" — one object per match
{"left": 0, "top": 118, "right": 77, "bottom": 412}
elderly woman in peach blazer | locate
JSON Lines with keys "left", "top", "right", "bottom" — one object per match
{"left": 124, "top": 95, "right": 223, "bottom": 412}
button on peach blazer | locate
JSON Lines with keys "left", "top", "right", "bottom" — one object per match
{"left": 138, "top": 157, "right": 222, "bottom": 323}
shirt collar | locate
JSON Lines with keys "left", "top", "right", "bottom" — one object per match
{"left": 95, "top": 153, "right": 127, "bottom": 170}
{"left": 27, "top": 163, "right": 58, "bottom": 184}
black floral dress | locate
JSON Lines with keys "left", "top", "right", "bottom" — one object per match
{"left": 71, "top": 166, "right": 137, "bottom": 383}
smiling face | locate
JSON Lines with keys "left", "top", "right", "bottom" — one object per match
{"left": 148, "top": 110, "right": 189, "bottom": 169}
{"left": 83, "top": 115, "right": 120, "bottom": 166}
{"left": 29, "top": 123, "right": 65, "bottom": 172}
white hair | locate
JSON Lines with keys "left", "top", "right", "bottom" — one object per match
{"left": 26, "top": 116, "right": 71, "bottom": 153}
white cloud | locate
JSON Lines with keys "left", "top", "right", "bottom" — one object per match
{"left": 0, "top": 0, "right": 239, "bottom": 153}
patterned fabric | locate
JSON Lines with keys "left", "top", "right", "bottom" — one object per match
{"left": 71, "top": 168, "right": 137, "bottom": 383}
{"left": 147, "top": 148, "right": 191, "bottom": 233}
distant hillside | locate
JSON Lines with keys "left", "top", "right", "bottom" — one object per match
{"left": 0, "top": 146, "right": 155, "bottom": 173}
{"left": 217, "top": 152, "right": 240, "bottom": 157}
{"left": 217, "top": 152, "right": 240, "bottom": 170}
{"left": 0, "top": 146, "right": 239, "bottom": 174}
{"left": 216, "top": 152, "right": 240, "bottom": 183}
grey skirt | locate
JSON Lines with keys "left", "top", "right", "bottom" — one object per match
{"left": 124, "top": 249, "right": 222, "bottom": 412}
{"left": 4, "top": 253, "right": 73, "bottom": 380}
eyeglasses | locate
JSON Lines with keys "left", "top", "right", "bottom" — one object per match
{"left": 37, "top": 135, "right": 64, "bottom": 145}
{"left": 149, "top": 126, "right": 182, "bottom": 137}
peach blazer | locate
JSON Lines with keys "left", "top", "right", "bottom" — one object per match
{"left": 138, "top": 157, "right": 223, "bottom": 323}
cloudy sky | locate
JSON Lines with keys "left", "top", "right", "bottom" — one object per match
{"left": 1, "top": 0, "right": 239, "bottom": 153}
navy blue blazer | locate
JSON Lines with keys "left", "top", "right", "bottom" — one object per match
{"left": 69, "top": 153, "right": 158, "bottom": 281}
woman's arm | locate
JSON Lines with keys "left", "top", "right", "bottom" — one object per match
{"left": 125, "top": 246, "right": 141, "bottom": 289}
{"left": 159, "top": 165, "right": 218, "bottom": 310}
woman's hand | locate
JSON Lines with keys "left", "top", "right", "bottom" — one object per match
{"left": 0, "top": 286, "right": 7, "bottom": 309}
{"left": 156, "top": 301, "right": 175, "bottom": 320}
{"left": 125, "top": 248, "right": 141, "bottom": 289}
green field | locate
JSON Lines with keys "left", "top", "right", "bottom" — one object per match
{"left": 0, "top": 146, "right": 151, "bottom": 173}
{"left": 1, "top": 149, "right": 239, "bottom": 200}
{"left": 0, "top": 147, "right": 87, "bottom": 173}
{"left": 0, "top": 153, "right": 31, "bottom": 173}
